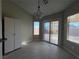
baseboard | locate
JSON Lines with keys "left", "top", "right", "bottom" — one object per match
{"left": 4, "top": 47, "right": 21, "bottom": 55}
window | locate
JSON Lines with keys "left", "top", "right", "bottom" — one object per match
{"left": 34, "top": 21, "right": 40, "bottom": 35}
{"left": 67, "top": 13, "right": 79, "bottom": 44}
{"left": 43, "top": 22, "right": 50, "bottom": 41}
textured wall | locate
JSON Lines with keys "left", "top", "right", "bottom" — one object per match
{"left": 2, "top": 0, "right": 33, "bottom": 45}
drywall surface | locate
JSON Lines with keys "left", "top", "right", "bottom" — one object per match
{"left": 0, "top": 0, "right": 2, "bottom": 59}
{"left": 2, "top": 0, "right": 33, "bottom": 45}
{"left": 63, "top": 1, "right": 79, "bottom": 58}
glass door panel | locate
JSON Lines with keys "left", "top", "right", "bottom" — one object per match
{"left": 43, "top": 22, "right": 50, "bottom": 42}
{"left": 50, "top": 21, "right": 59, "bottom": 45}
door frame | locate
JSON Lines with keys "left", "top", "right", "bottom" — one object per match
{"left": 43, "top": 21, "right": 51, "bottom": 43}
{"left": 43, "top": 20, "right": 59, "bottom": 46}
{"left": 50, "top": 20, "right": 59, "bottom": 46}
{"left": 2, "top": 16, "right": 5, "bottom": 55}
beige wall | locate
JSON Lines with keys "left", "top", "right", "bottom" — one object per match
{"left": 2, "top": 0, "right": 33, "bottom": 45}
{"left": 0, "top": 0, "right": 2, "bottom": 59}
{"left": 0, "top": 0, "right": 2, "bottom": 38}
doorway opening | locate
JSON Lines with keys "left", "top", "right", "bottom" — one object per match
{"left": 43, "top": 21, "right": 59, "bottom": 45}
{"left": 50, "top": 21, "right": 59, "bottom": 45}
{"left": 43, "top": 22, "right": 50, "bottom": 42}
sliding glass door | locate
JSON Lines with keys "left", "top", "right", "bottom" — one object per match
{"left": 50, "top": 21, "right": 59, "bottom": 45}
{"left": 43, "top": 21, "right": 59, "bottom": 45}
{"left": 43, "top": 22, "right": 50, "bottom": 42}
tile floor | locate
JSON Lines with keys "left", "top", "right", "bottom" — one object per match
{"left": 3, "top": 41, "right": 78, "bottom": 59}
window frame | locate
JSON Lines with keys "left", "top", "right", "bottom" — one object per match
{"left": 67, "top": 13, "right": 79, "bottom": 44}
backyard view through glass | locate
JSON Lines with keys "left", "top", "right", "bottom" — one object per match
{"left": 43, "top": 21, "right": 59, "bottom": 45}
{"left": 67, "top": 13, "right": 79, "bottom": 44}
{"left": 50, "top": 21, "right": 59, "bottom": 44}
{"left": 34, "top": 22, "right": 40, "bottom": 35}
{"left": 43, "top": 22, "right": 50, "bottom": 41}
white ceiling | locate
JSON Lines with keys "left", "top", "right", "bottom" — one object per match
{"left": 10, "top": 0, "right": 75, "bottom": 17}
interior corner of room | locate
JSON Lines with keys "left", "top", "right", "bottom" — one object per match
{"left": 0, "top": 0, "right": 79, "bottom": 59}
